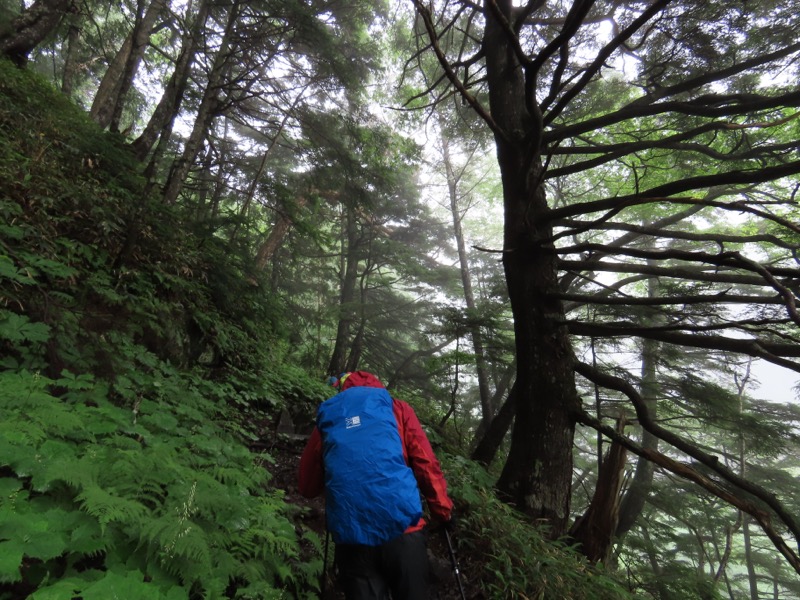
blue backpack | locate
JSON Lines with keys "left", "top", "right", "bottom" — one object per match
{"left": 317, "top": 385, "right": 423, "bottom": 545}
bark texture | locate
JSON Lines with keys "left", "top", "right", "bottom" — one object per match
{"left": 0, "top": 0, "right": 71, "bottom": 66}
{"left": 130, "top": 0, "right": 211, "bottom": 161}
{"left": 570, "top": 435, "right": 627, "bottom": 563}
{"left": 483, "top": 3, "right": 579, "bottom": 536}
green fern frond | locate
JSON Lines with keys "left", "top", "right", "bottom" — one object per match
{"left": 30, "top": 439, "right": 80, "bottom": 492}
{"left": 0, "top": 378, "right": 88, "bottom": 442}
{"left": 26, "top": 401, "right": 89, "bottom": 441}
{"left": 76, "top": 484, "right": 147, "bottom": 529}
{"left": 0, "top": 435, "right": 46, "bottom": 479}
{"left": 0, "top": 370, "right": 54, "bottom": 409}
{"left": 138, "top": 409, "right": 181, "bottom": 435}
{"left": 231, "top": 579, "right": 285, "bottom": 600}
{"left": 0, "top": 419, "right": 47, "bottom": 448}
{"left": 142, "top": 512, "right": 212, "bottom": 577}
{"left": 54, "top": 452, "right": 100, "bottom": 490}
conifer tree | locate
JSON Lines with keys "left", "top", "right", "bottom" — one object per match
{"left": 410, "top": 0, "right": 800, "bottom": 574}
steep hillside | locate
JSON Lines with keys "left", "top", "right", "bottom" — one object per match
{"left": 0, "top": 59, "right": 632, "bottom": 599}
{"left": 0, "top": 57, "right": 326, "bottom": 599}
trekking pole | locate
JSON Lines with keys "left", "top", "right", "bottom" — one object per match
{"left": 444, "top": 528, "right": 467, "bottom": 600}
{"left": 320, "top": 530, "right": 329, "bottom": 599}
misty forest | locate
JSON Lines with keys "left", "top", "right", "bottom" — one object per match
{"left": 2, "top": 0, "right": 800, "bottom": 598}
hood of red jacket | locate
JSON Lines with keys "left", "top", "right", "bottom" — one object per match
{"left": 340, "top": 370, "right": 385, "bottom": 390}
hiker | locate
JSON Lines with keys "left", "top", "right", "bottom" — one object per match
{"left": 298, "top": 370, "right": 454, "bottom": 600}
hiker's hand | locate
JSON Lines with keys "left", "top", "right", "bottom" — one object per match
{"left": 443, "top": 514, "right": 457, "bottom": 531}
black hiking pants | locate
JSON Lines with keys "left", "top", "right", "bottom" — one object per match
{"left": 334, "top": 529, "right": 430, "bottom": 600}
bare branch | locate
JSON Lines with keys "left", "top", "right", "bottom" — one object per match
{"left": 556, "top": 291, "right": 785, "bottom": 307}
{"left": 558, "top": 243, "right": 800, "bottom": 282}
{"left": 559, "top": 258, "right": 797, "bottom": 290}
{"left": 543, "top": 0, "right": 674, "bottom": 123}
{"left": 555, "top": 218, "right": 800, "bottom": 252}
{"left": 546, "top": 88, "right": 800, "bottom": 146}
{"left": 547, "top": 126, "right": 800, "bottom": 179}
{"left": 410, "top": 1, "right": 502, "bottom": 137}
{"left": 574, "top": 406, "right": 800, "bottom": 575}
{"left": 569, "top": 322, "right": 800, "bottom": 369}
{"left": 547, "top": 169, "right": 800, "bottom": 233}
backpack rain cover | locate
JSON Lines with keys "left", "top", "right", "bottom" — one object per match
{"left": 317, "top": 386, "right": 422, "bottom": 545}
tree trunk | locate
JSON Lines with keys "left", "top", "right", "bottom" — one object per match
{"left": 470, "top": 360, "right": 516, "bottom": 465}
{"left": 108, "top": 0, "right": 166, "bottom": 133}
{"left": 642, "top": 525, "right": 674, "bottom": 600}
{"left": 441, "top": 133, "right": 495, "bottom": 432}
{"left": 327, "top": 207, "right": 361, "bottom": 376}
{"left": 131, "top": 0, "right": 210, "bottom": 161}
{"left": 60, "top": 14, "right": 80, "bottom": 95}
{"left": 617, "top": 264, "right": 661, "bottom": 535}
{"left": 484, "top": 5, "right": 578, "bottom": 536}
{"left": 569, "top": 429, "right": 627, "bottom": 563}
{"left": 736, "top": 361, "right": 759, "bottom": 600}
{"left": 494, "top": 157, "right": 578, "bottom": 534}
{"left": 161, "top": 1, "right": 239, "bottom": 205}
{"left": 345, "top": 294, "right": 367, "bottom": 372}
{"left": 253, "top": 198, "right": 308, "bottom": 272}
{"left": 471, "top": 379, "right": 515, "bottom": 466}
{"left": 229, "top": 102, "right": 302, "bottom": 245}
{"left": 744, "top": 515, "right": 759, "bottom": 600}
{"left": 89, "top": 0, "right": 165, "bottom": 130}
{"left": 0, "top": 0, "right": 71, "bottom": 67}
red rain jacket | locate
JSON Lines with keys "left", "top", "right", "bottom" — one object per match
{"left": 298, "top": 371, "right": 453, "bottom": 534}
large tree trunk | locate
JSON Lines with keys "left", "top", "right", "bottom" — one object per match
{"left": 484, "top": 5, "right": 578, "bottom": 536}
{"left": 131, "top": 0, "right": 210, "bottom": 161}
{"left": 60, "top": 14, "right": 80, "bottom": 95}
{"left": 89, "top": 0, "right": 166, "bottom": 130}
{"left": 0, "top": 0, "right": 71, "bottom": 67}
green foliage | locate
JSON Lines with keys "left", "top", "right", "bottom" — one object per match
{"left": 0, "top": 367, "right": 301, "bottom": 599}
{"left": 0, "top": 56, "right": 323, "bottom": 598}
{"left": 439, "top": 454, "right": 634, "bottom": 599}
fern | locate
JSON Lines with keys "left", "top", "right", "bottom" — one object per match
{"left": 31, "top": 570, "right": 191, "bottom": 600}
{"left": 1, "top": 61, "right": 310, "bottom": 595}
{"left": 76, "top": 485, "right": 148, "bottom": 530}
{"left": 0, "top": 361, "right": 306, "bottom": 598}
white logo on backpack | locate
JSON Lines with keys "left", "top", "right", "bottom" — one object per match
{"left": 345, "top": 415, "right": 361, "bottom": 429}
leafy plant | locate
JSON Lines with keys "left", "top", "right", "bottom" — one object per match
{"left": 0, "top": 366, "right": 302, "bottom": 599}
{"left": 439, "top": 453, "right": 634, "bottom": 600}
{"left": 0, "top": 56, "right": 321, "bottom": 599}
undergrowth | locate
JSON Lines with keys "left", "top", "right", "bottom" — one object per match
{"left": 439, "top": 453, "right": 635, "bottom": 599}
{"left": 0, "top": 58, "right": 323, "bottom": 599}
{"left": 0, "top": 366, "right": 308, "bottom": 599}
